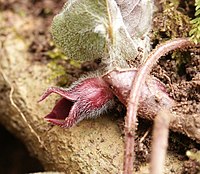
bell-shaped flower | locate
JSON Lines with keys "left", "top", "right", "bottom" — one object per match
{"left": 39, "top": 77, "right": 115, "bottom": 128}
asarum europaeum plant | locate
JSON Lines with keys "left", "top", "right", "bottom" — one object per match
{"left": 39, "top": 69, "right": 174, "bottom": 128}
{"left": 40, "top": 0, "right": 155, "bottom": 127}
{"left": 39, "top": 0, "right": 200, "bottom": 173}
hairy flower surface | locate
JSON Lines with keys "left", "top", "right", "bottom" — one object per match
{"left": 39, "top": 69, "right": 174, "bottom": 128}
{"left": 103, "top": 69, "right": 174, "bottom": 120}
{"left": 39, "top": 77, "right": 115, "bottom": 128}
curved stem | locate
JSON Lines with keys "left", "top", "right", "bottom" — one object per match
{"left": 123, "top": 38, "right": 198, "bottom": 174}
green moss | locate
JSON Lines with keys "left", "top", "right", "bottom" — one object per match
{"left": 69, "top": 60, "right": 81, "bottom": 68}
{"left": 47, "top": 61, "right": 68, "bottom": 86}
{"left": 47, "top": 47, "right": 81, "bottom": 86}
{"left": 189, "top": 0, "right": 200, "bottom": 44}
{"left": 47, "top": 48, "right": 66, "bottom": 60}
{"left": 186, "top": 150, "right": 200, "bottom": 163}
{"left": 153, "top": 6, "right": 191, "bottom": 41}
{"left": 152, "top": 1, "right": 193, "bottom": 72}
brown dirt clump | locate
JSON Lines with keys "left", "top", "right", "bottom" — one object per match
{"left": 181, "top": 160, "right": 200, "bottom": 174}
{"left": 152, "top": 53, "right": 199, "bottom": 117}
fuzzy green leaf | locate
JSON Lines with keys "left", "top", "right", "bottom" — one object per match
{"left": 51, "top": 0, "right": 143, "bottom": 67}
{"left": 51, "top": 0, "right": 108, "bottom": 61}
{"left": 51, "top": 0, "right": 153, "bottom": 68}
{"left": 116, "top": 0, "right": 153, "bottom": 38}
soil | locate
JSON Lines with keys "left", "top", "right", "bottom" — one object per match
{"left": 0, "top": 0, "right": 199, "bottom": 173}
{"left": 152, "top": 53, "right": 199, "bottom": 117}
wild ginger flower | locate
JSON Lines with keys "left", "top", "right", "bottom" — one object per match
{"left": 39, "top": 69, "right": 174, "bottom": 128}
{"left": 102, "top": 69, "right": 174, "bottom": 120}
{"left": 38, "top": 77, "right": 115, "bottom": 128}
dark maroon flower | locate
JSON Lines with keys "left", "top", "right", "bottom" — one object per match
{"left": 103, "top": 69, "right": 174, "bottom": 120}
{"left": 39, "top": 77, "right": 115, "bottom": 128}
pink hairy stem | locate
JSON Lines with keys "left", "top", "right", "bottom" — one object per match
{"left": 123, "top": 38, "right": 197, "bottom": 174}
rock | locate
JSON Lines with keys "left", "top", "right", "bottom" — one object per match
{"left": 0, "top": 11, "right": 123, "bottom": 173}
